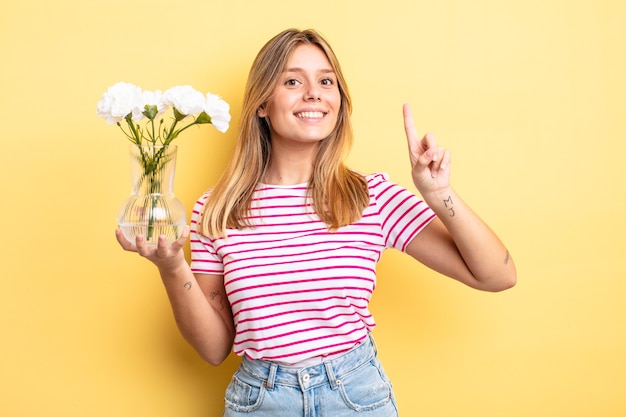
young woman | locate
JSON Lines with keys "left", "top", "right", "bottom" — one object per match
{"left": 117, "top": 28, "right": 516, "bottom": 417}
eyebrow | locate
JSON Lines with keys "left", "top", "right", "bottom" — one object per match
{"left": 283, "top": 67, "right": 335, "bottom": 74}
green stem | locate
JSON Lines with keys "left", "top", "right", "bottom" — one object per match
{"left": 164, "top": 119, "right": 179, "bottom": 145}
{"left": 166, "top": 121, "right": 199, "bottom": 146}
{"left": 147, "top": 169, "right": 158, "bottom": 240}
{"left": 125, "top": 116, "right": 143, "bottom": 144}
{"left": 150, "top": 117, "right": 157, "bottom": 146}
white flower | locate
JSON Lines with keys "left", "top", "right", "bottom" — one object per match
{"left": 162, "top": 85, "right": 206, "bottom": 119}
{"left": 96, "top": 82, "right": 143, "bottom": 124}
{"left": 98, "top": 82, "right": 230, "bottom": 148}
{"left": 140, "top": 89, "right": 167, "bottom": 119}
{"left": 204, "top": 93, "right": 231, "bottom": 133}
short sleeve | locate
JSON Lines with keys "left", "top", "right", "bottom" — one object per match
{"left": 367, "top": 173, "right": 437, "bottom": 252}
{"left": 189, "top": 193, "right": 224, "bottom": 275}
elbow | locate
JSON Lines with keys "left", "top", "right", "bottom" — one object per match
{"left": 182, "top": 332, "right": 233, "bottom": 366}
{"left": 489, "top": 276, "right": 516, "bottom": 292}
{"left": 199, "top": 348, "right": 232, "bottom": 366}
{"left": 482, "top": 254, "right": 517, "bottom": 292}
{"left": 506, "top": 272, "right": 518, "bottom": 290}
{"left": 484, "top": 269, "right": 517, "bottom": 292}
{"left": 177, "top": 321, "right": 235, "bottom": 366}
{"left": 205, "top": 355, "right": 228, "bottom": 367}
{"left": 196, "top": 338, "right": 233, "bottom": 366}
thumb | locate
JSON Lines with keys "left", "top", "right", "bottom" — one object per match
{"left": 416, "top": 148, "right": 438, "bottom": 170}
{"left": 416, "top": 132, "right": 439, "bottom": 164}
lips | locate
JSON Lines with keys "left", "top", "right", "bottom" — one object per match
{"left": 295, "top": 111, "right": 325, "bottom": 119}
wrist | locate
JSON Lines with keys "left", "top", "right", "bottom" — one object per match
{"left": 156, "top": 255, "right": 189, "bottom": 278}
{"left": 422, "top": 187, "right": 459, "bottom": 217}
{"left": 421, "top": 186, "right": 453, "bottom": 205}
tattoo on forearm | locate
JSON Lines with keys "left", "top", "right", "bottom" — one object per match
{"left": 183, "top": 281, "right": 192, "bottom": 290}
{"left": 443, "top": 195, "right": 455, "bottom": 217}
{"left": 210, "top": 291, "right": 226, "bottom": 311}
{"left": 504, "top": 250, "right": 510, "bottom": 265}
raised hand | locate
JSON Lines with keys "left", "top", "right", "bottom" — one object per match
{"left": 403, "top": 103, "right": 451, "bottom": 197}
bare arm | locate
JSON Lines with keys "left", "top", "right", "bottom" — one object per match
{"left": 403, "top": 104, "right": 516, "bottom": 291}
{"left": 116, "top": 227, "right": 235, "bottom": 365}
{"left": 406, "top": 192, "right": 516, "bottom": 291}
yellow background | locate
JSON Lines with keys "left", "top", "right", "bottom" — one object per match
{"left": 1, "top": 1, "right": 624, "bottom": 416}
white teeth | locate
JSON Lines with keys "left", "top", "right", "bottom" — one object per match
{"left": 296, "top": 111, "right": 324, "bottom": 119}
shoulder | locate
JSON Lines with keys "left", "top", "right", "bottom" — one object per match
{"left": 364, "top": 172, "right": 408, "bottom": 197}
{"left": 191, "top": 189, "right": 214, "bottom": 220}
{"left": 193, "top": 190, "right": 211, "bottom": 208}
{"left": 364, "top": 172, "right": 391, "bottom": 187}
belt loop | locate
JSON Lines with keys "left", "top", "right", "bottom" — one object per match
{"left": 369, "top": 333, "right": 378, "bottom": 356}
{"left": 264, "top": 362, "right": 277, "bottom": 391}
{"left": 324, "top": 361, "right": 339, "bottom": 390}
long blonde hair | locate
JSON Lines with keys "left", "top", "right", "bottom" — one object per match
{"left": 201, "top": 28, "right": 369, "bottom": 237}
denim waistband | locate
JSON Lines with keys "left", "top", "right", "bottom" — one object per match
{"left": 240, "top": 335, "right": 377, "bottom": 392}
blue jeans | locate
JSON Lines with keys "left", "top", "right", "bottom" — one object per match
{"left": 222, "top": 335, "right": 398, "bottom": 417}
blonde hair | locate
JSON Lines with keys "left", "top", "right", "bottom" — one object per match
{"left": 201, "top": 28, "right": 369, "bottom": 237}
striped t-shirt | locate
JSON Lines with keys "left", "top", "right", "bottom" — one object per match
{"left": 189, "top": 172, "right": 436, "bottom": 364}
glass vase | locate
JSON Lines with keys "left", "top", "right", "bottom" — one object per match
{"left": 117, "top": 144, "right": 186, "bottom": 245}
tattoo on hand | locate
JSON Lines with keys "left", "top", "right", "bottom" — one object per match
{"left": 504, "top": 250, "right": 510, "bottom": 265}
{"left": 443, "top": 195, "right": 455, "bottom": 217}
{"left": 210, "top": 291, "right": 226, "bottom": 311}
{"left": 184, "top": 281, "right": 192, "bottom": 290}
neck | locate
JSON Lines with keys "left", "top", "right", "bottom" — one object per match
{"left": 263, "top": 162, "right": 312, "bottom": 185}
{"left": 264, "top": 143, "right": 317, "bottom": 185}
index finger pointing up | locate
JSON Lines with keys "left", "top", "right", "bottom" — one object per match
{"left": 403, "top": 103, "right": 420, "bottom": 164}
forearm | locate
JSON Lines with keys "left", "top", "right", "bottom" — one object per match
{"left": 158, "top": 261, "right": 234, "bottom": 365}
{"left": 422, "top": 187, "right": 516, "bottom": 291}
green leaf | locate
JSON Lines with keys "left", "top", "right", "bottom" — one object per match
{"left": 173, "top": 107, "right": 187, "bottom": 121}
{"left": 195, "top": 112, "right": 212, "bottom": 124}
{"left": 143, "top": 104, "right": 158, "bottom": 120}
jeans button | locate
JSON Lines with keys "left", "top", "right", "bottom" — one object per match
{"left": 302, "top": 373, "right": 310, "bottom": 382}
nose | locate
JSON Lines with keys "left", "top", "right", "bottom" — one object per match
{"left": 305, "top": 83, "right": 321, "bottom": 101}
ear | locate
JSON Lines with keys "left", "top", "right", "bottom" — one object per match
{"left": 257, "top": 106, "right": 267, "bottom": 118}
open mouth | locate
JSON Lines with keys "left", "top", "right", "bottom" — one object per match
{"left": 295, "top": 111, "right": 325, "bottom": 119}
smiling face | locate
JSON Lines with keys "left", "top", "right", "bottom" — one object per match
{"left": 258, "top": 43, "right": 342, "bottom": 148}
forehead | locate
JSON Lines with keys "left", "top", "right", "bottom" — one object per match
{"left": 285, "top": 43, "right": 333, "bottom": 70}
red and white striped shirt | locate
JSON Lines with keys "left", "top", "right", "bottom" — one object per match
{"left": 190, "top": 173, "right": 436, "bottom": 364}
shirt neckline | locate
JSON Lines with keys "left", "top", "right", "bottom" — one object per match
{"left": 259, "top": 182, "right": 308, "bottom": 188}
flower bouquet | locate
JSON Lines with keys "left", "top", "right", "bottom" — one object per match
{"left": 97, "top": 82, "right": 230, "bottom": 244}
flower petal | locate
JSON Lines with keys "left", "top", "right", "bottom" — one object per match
{"left": 96, "top": 82, "right": 143, "bottom": 124}
{"left": 204, "top": 93, "right": 231, "bottom": 133}
{"left": 162, "top": 86, "right": 206, "bottom": 118}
